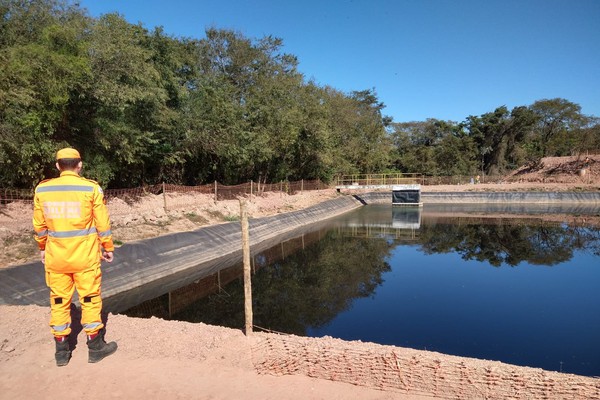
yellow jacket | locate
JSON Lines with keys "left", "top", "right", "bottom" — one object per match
{"left": 33, "top": 171, "right": 114, "bottom": 273}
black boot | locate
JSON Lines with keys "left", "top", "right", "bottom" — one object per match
{"left": 55, "top": 337, "right": 71, "bottom": 367}
{"left": 87, "top": 329, "right": 117, "bottom": 363}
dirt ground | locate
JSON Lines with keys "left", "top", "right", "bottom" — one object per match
{"left": 1, "top": 305, "right": 439, "bottom": 400}
{"left": 1, "top": 155, "right": 599, "bottom": 399}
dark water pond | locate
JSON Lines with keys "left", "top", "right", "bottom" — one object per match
{"left": 121, "top": 204, "right": 600, "bottom": 377}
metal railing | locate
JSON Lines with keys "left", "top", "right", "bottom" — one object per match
{"left": 335, "top": 173, "right": 422, "bottom": 186}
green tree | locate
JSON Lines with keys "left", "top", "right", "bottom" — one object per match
{"left": 575, "top": 117, "right": 600, "bottom": 154}
{"left": 433, "top": 131, "right": 477, "bottom": 176}
{"left": 528, "top": 98, "right": 586, "bottom": 158}
{"left": 390, "top": 119, "right": 473, "bottom": 176}
{"left": 186, "top": 28, "right": 307, "bottom": 184}
{"left": 327, "top": 88, "right": 391, "bottom": 175}
{"left": 465, "top": 105, "right": 537, "bottom": 175}
{"left": 182, "top": 73, "right": 246, "bottom": 184}
{"left": 78, "top": 13, "right": 169, "bottom": 186}
{"left": 138, "top": 27, "right": 196, "bottom": 183}
{"left": 288, "top": 83, "right": 337, "bottom": 181}
{"left": 0, "top": 1, "right": 91, "bottom": 187}
{"left": 243, "top": 40, "right": 305, "bottom": 182}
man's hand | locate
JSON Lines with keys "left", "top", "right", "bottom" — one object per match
{"left": 40, "top": 250, "right": 45, "bottom": 264}
{"left": 102, "top": 251, "right": 114, "bottom": 263}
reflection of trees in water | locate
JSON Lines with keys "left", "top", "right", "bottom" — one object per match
{"left": 571, "top": 224, "right": 600, "bottom": 257}
{"left": 418, "top": 221, "right": 600, "bottom": 267}
{"left": 174, "top": 231, "right": 393, "bottom": 334}
{"left": 125, "top": 218, "right": 600, "bottom": 327}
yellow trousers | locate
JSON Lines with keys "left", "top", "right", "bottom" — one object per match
{"left": 45, "top": 266, "right": 104, "bottom": 337}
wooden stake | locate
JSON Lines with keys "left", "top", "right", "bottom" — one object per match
{"left": 162, "top": 182, "right": 167, "bottom": 212}
{"left": 240, "top": 199, "right": 253, "bottom": 335}
{"left": 168, "top": 291, "right": 172, "bottom": 319}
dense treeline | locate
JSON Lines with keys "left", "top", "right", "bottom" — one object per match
{"left": 1, "top": 1, "right": 599, "bottom": 189}
{"left": 391, "top": 101, "right": 599, "bottom": 178}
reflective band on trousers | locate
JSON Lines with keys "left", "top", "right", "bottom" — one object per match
{"left": 35, "top": 185, "right": 94, "bottom": 193}
{"left": 84, "top": 322, "right": 102, "bottom": 331}
{"left": 52, "top": 323, "right": 70, "bottom": 333}
{"left": 48, "top": 227, "right": 97, "bottom": 238}
{"left": 98, "top": 229, "right": 112, "bottom": 237}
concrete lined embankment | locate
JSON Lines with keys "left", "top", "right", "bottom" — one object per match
{"left": 0, "top": 195, "right": 363, "bottom": 310}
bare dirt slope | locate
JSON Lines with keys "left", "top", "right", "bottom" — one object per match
{"left": 504, "top": 154, "right": 599, "bottom": 184}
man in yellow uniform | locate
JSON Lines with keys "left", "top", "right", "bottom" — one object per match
{"left": 33, "top": 148, "right": 117, "bottom": 366}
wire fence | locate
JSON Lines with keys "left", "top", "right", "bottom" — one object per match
{"left": 421, "top": 175, "right": 505, "bottom": 185}
{"left": 0, "top": 179, "right": 329, "bottom": 216}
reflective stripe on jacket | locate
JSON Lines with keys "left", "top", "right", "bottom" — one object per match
{"left": 33, "top": 171, "right": 114, "bottom": 273}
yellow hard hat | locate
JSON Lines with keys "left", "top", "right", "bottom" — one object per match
{"left": 56, "top": 148, "right": 81, "bottom": 160}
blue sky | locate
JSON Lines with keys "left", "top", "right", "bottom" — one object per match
{"left": 78, "top": 0, "right": 600, "bottom": 123}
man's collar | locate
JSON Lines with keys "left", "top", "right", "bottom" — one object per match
{"left": 60, "top": 170, "right": 80, "bottom": 177}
